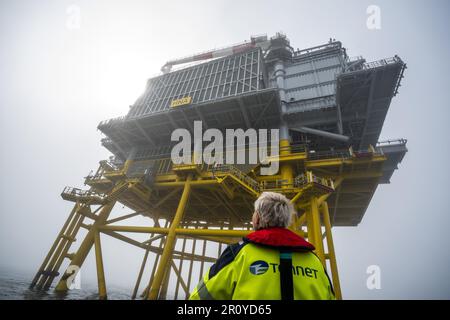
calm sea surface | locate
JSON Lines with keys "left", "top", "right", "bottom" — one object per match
{"left": 0, "top": 270, "right": 133, "bottom": 300}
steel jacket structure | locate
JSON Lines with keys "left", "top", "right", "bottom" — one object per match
{"left": 189, "top": 227, "right": 335, "bottom": 300}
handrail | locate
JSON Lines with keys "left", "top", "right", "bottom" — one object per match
{"left": 307, "top": 149, "right": 351, "bottom": 160}
{"left": 212, "top": 164, "right": 261, "bottom": 193}
{"left": 62, "top": 187, "right": 105, "bottom": 199}
{"left": 213, "top": 165, "right": 334, "bottom": 194}
{"left": 347, "top": 55, "right": 364, "bottom": 62}
{"left": 294, "top": 172, "right": 334, "bottom": 189}
{"left": 293, "top": 41, "right": 342, "bottom": 58}
{"left": 85, "top": 172, "right": 104, "bottom": 181}
{"left": 342, "top": 55, "right": 404, "bottom": 75}
{"left": 361, "top": 56, "right": 403, "bottom": 70}
{"left": 98, "top": 116, "right": 127, "bottom": 128}
{"left": 376, "top": 138, "right": 407, "bottom": 147}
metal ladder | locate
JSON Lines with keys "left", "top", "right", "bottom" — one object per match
{"left": 212, "top": 164, "right": 261, "bottom": 197}
{"left": 30, "top": 181, "right": 130, "bottom": 291}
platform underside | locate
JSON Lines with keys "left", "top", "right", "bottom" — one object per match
{"left": 92, "top": 47, "right": 407, "bottom": 228}
{"left": 83, "top": 141, "right": 406, "bottom": 227}
{"left": 285, "top": 58, "right": 406, "bottom": 151}
{"left": 98, "top": 89, "right": 281, "bottom": 160}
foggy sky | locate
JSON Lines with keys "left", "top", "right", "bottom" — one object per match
{"left": 1, "top": 0, "right": 449, "bottom": 299}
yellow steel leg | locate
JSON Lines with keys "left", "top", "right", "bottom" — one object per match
{"left": 321, "top": 201, "right": 342, "bottom": 300}
{"left": 30, "top": 203, "right": 80, "bottom": 289}
{"left": 40, "top": 206, "right": 86, "bottom": 290}
{"left": 306, "top": 208, "right": 316, "bottom": 244}
{"left": 279, "top": 139, "right": 294, "bottom": 188}
{"left": 132, "top": 248, "right": 150, "bottom": 300}
{"left": 308, "top": 197, "right": 325, "bottom": 265}
{"left": 141, "top": 221, "right": 169, "bottom": 299}
{"left": 94, "top": 228, "right": 107, "bottom": 300}
{"left": 185, "top": 235, "right": 197, "bottom": 299}
{"left": 159, "top": 262, "right": 172, "bottom": 300}
{"left": 55, "top": 201, "right": 116, "bottom": 292}
{"left": 132, "top": 220, "right": 161, "bottom": 300}
{"left": 197, "top": 239, "right": 207, "bottom": 292}
{"left": 174, "top": 236, "right": 187, "bottom": 299}
{"left": 147, "top": 175, "right": 192, "bottom": 300}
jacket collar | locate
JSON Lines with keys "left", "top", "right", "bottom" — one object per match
{"left": 244, "top": 227, "right": 315, "bottom": 251}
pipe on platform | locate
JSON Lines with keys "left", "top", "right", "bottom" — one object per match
{"left": 290, "top": 126, "right": 350, "bottom": 142}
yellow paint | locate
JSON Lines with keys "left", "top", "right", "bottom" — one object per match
{"left": 148, "top": 175, "right": 192, "bottom": 299}
{"left": 170, "top": 96, "right": 192, "bottom": 108}
{"left": 32, "top": 139, "right": 393, "bottom": 300}
{"left": 279, "top": 139, "right": 294, "bottom": 188}
{"left": 321, "top": 201, "right": 342, "bottom": 300}
{"left": 94, "top": 229, "right": 107, "bottom": 300}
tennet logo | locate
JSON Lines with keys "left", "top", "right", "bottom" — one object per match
{"left": 249, "top": 261, "right": 269, "bottom": 275}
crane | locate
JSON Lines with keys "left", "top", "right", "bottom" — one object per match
{"left": 161, "top": 35, "right": 270, "bottom": 73}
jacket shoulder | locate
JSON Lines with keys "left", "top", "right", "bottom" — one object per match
{"left": 208, "top": 241, "right": 248, "bottom": 279}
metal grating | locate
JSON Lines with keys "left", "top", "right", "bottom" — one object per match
{"left": 127, "top": 48, "right": 266, "bottom": 118}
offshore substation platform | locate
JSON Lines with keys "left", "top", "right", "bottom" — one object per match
{"left": 30, "top": 33, "right": 407, "bottom": 300}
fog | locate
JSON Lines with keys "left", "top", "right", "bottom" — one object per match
{"left": 0, "top": 0, "right": 449, "bottom": 299}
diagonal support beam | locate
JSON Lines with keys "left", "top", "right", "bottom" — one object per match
{"left": 252, "top": 94, "right": 275, "bottom": 127}
{"left": 148, "top": 175, "right": 192, "bottom": 299}
{"left": 134, "top": 120, "right": 156, "bottom": 147}
{"left": 237, "top": 98, "right": 251, "bottom": 128}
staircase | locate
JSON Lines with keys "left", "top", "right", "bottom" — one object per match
{"left": 212, "top": 164, "right": 261, "bottom": 197}
{"left": 61, "top": 187, "right": 106, "bottom": 204}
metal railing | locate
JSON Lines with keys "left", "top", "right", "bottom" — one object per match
{"left": 61, "top": 187, "right": 105, "bottom": 199}
{"left": 279, "top": 142, "right": 307, "bottom": 155}
{"left": 294, "top": 172, "right": 333, "bottom": 189}
{"left": 85, "top": 171, "right": 104, "bottom": 182}
{"left": 104, "top": 158, "right": 121, "bottom": 170}
{"left": 260, "top": 179, "right": 291, "bottom": 190}
{"left": 98, "top": 116, "right": 127, "bottom": 128}
{"left": 347, "top": 55, "right": 364, "bottom": 63}
{"left": 361, "top": 56, "right": 403, "bottom": 70}
{"left": 260, "top": 172, "right": 334, "bottom": 192}
{"left": 307, "top": 149, "right": 351, "bottom": 160}
{"left": 101, "top": 137, "right": 114, "bottom": 145}
{"left": 85, "top": 159, "right": 123, "bottom": 182}
{"left": 293, "top": 41, "right": 342, "bottom": 58}
{"left": 376, "top": 138, "right": 407, "bottom": 147}
{"left": 212, "top": 164, "right": 261, "bottom": 193}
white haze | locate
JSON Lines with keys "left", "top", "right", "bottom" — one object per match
{"left": 0, "top": 0, "right": 449, "bottom": 299}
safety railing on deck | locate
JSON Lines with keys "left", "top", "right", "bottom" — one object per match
{"left": 376, "top": 138, "right": 407, "bottom": 147}
{"left": 98, "top": 116, "right": 127, "bottom": 128}
{"left": 260, "top": 171, "right": 334, "bottom": 192}
{"left": 85, "top": 159, "right": 122, "bottom": 182}
{"left": 307, "top": 149, "right": 351, "bottom": 160}
{"left": 347, "top": 55, "right": 364, "bottom": 63}
{"left": 260, "top": 179, "right": 291, "bottom": 190}
{"left": 212, "top": 164, "right": 261, "bottom": 194}
{"left": 93, "top": 141, "right": 386, "bottom": 188}
{"left": 293, "top": 41, "right": 342, "bottom": 58}
{"left": 61, "top": 187, "right": 105, "bottom": 199}
{"left": 279, "top": 142, "right": 307, "bottom": 155}
{"left": 361, "top": 56, "right": 403, "bottom": 70}
{"left": 85, "top": 171, "right": 104, "bottom": 182}
{"left": 294, "top": 172, "right": 334, "bottom": 190}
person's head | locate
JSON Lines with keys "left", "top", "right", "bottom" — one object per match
{"left": 252, "top": 192, "right": 294, "bottom": 230}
